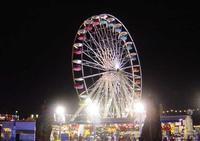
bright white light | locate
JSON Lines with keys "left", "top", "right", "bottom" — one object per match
{"left": 114, "top": 59, "right": 120, "bottom": 70}
{"left": 86, "top": 102, "right": 100, "bottom": 117}
{"left": 85, "top": 97, "right": 92, "bottom": 105}
{"left": 55, "top": 106, "right": 65, "bottom": 115}
{"left": 134, "top": 102, "right": 145, "bottom": 113}
{"left": 55, "top": 105, "right": 66, "bottom": 123}
{"left": 36, "top": 114, "right": 39, "bottom": 118}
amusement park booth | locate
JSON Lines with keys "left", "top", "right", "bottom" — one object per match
{"left": 160, "top": 115, "right": 193, "bottom": 140}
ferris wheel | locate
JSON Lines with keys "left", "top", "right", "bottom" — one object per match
{"left": 72, "top": 14, "right": 142, "bottom": 119}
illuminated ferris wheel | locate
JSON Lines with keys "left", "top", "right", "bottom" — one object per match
{"left": 72, "top": 14, "right": 142, "bottom": 119}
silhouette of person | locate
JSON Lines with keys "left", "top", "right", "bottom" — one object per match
{"left": 36, "top": 100, "right": 53, "bottom": 141}
{"left": 140, "top": 94, "right": 162, "bottom": 141}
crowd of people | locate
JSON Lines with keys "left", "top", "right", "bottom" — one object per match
{"left": 52, "top": 131, "right": 138, "bottom": 141}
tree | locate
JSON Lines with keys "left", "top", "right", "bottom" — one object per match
{"left": 140, "top": 94, "right": 162, "bottom": 141}
{"left": 36, "top": 100, "right": 53, "bottom": 141}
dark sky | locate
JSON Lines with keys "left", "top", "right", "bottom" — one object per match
{"left": 1, "top": 1, "right": 200, "bottom": 116}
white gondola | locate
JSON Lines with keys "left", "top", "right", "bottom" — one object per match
{"left": 123, "top": 42, "right": 133, "bottom": 50}
{"left": 134, "top": 88, "right": 141, "bottom": 91}
{"left": 73, "top": 43, "right": 83, "bottom": 49}
{"left": 118, "top": 31, "right": 128, "bottom": 41}
{"left": 113, "top": 23, "right": 122, "bottom": 33}
{"left": 73, "top": 59, "right": 82, "bottom": 64}
{"left": 91, "top": 15, "right": 100, "bottom": 26}
{"left": 74, "top": 78, "right": 84, "bottom": 81}
{"left": 99, "top": 14, "right": 108, "bottom": 19}
{"left": 84, "top": 19, "right": 93, "bottom": 26}
{"left": 78, "top": 29, "right": 86, "bottom": 35}
{"left": 107, "top": 17, "right": 115, "bottom": 28}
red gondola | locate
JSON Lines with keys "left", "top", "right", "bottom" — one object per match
{"left": 74, "top": 83, "right": 84, "bottom": 89}
{"left": 84, "top": 20, "right": 93, "bottom": 31}
{"left": 85, "top": 25, "right": 93, "bottom": 31}
{"left": 77, "top": 34, "right": 86, "bottom": 41}
{"left": 74, "top": 48, "right": 82, "bottom": 55}
{"left": 73, "top": 65, "right": 82, "bottom": 71}
{"left": 135, "top": 79, "right": 141, "bottom": 85}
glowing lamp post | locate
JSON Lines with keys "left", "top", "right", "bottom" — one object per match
{"left": 86, "top": 103, "right": 100, "bottom": 118}
{"left": 133, "top": 101, "right": 146, "bottom": 137}
{"left": 54, "top": 105, "right": 66, "bottom": 140}
{"left": 85, "top": 98, "right": 100, "bottom": 138}
{"left": 133, "top": 102, "right": 145, "bottom": 113}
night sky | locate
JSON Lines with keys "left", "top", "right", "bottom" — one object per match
{"left": 1, "top": 1, "right": 200, "bottom": 117}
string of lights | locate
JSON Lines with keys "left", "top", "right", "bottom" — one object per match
{"left": 162, "top": 108, "right": 200, "bottom": 114}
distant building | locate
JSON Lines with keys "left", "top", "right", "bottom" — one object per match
{"left": 0, "top": 121, "right": 36, "bottom": 141}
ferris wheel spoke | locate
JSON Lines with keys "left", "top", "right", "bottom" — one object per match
{"left": 120, "top": 55, "right": 130, "bottom": 68}
{"left": 93, "top": 26, "right": 106, "bottom": 48}
{"left": 87, "top": 31, "right": 106, "bottom": 55}
{"left": 120, "top": 81, "right": 134, "bottom": 100}
{"left": 122, "top": 72, "right": 141, "bottom": 80}
{"left": 119, "top": 45, "right": 128, "bottom": 64}
{"left": 103, "top": 79, "right": 114, "bottom": 117}
{"left": 123, "top": 78, "right": 137, "bottom": 90}
{"left": 91, "top": 80, "right": 105, "bottom": 104}
{"left": 82, "top": 77, "right": 105, "bottom": 99}
{"left": 98, "top": 24, "right": 107, "bottom": 40}
{"left": 83, "top": 42, "right": 105, "bottom": 65}
{"left": 124, "top": 74, "right": 141, "bottom": 88}
{"left": 121, "top": 70, "right": 134, "bottom": 77}
{"left": 90, "top": 78, "right": 111, "bottom": 112}
{"left": 83, "top": 41, "right": 101, "bottom": 56}
{"left": 121, "top": 65, "right": 133, "bottom": 70}
{"left": 119, "top": 44, "right": 128, "bottom": 65}
{"left": 110, "top": 81, "right": 121, "bottom": 117}
{"left": 82, "top": 51, "right": 104, "bottom": 68}
{"left": 103, "top": 80, "right": 109, "bottom": 117}
{"left": 85, "top": 79, "right": 103, "bottom": 98}
{"left": 87, "top": 31, "right": 105, "bottom": 51}
{"left": 113, "top": 74, "right": 133, "bottom": 98}
{"left": 107, "top": 81, "right": 115, "bottom": 117}
{"left": 81, "top": 72, "right": 106, "bottom": 80}
{"left": 84, "top": 40, "right": 111, "bottom": 67}
{"left": 96, "top": 26, "right": 117, "bottom": 66}
{"left": 123, "top": 75, "right": 134, "bottom": 84}
{"left": 102, "top": 24, "right": 113, "bottom": 50}
{"left": 99, "top": 26, "right": 115, "bottom": 63}
{"left": 111, "top": 42, "right": 117, "bottom": 61}
{"left": 112, "top": 82, "right": 123, "bottom": 112}
{"left": 82, "top": 59, "right": 106, "bottom": 71}
{"left": 120, "top": 84, "right": 132, "bottom": 103}
{"left": 114, "top": 31, "right": 120, "bottom": 58}
{"left": 108, "top": 26, "right": 116, "bottom": 46}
